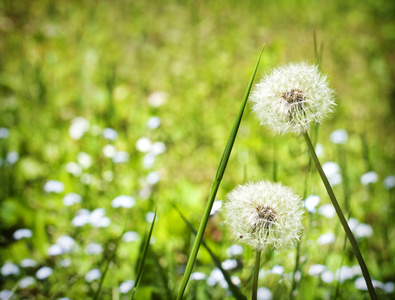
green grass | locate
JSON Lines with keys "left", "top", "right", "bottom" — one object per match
{"left": 1, "top": 0, "right": 395, "bottom": 299}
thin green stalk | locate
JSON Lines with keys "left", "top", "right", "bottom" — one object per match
{"left": 252, "top": 249, "right": 262, "bottom": 300}
{"left": 176, "top": 44, "right": 265, "bottom": 300}
{"left": 303, "top": 131, "right": 377, "bottom": 300}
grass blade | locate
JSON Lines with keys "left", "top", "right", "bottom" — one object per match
{"left": 131, "top": 207, "right": 157, "bottom": 300}
{"left": 303, "top": 131, "right": 377, "bottom": 300}
{"left": 173, "top": 204, "right": 247, "bottom": 300}
{"left": 176, "top": 44, "right": 265, "bottom": 300}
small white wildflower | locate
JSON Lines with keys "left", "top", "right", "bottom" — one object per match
{"left": 6, "top": 151, "right": 19, "bottom": 164}
{"left": 65, "top": 162, "right": 82, "bottom": 176}
{"left": 145, "top": 211, "right": 156, "bottom": 223}
{"left": 103, "top": 144, "right": 116, "bottom": 158}
{"left": 77, "top": 152, "right": 92, "bottom": 169}
{"left": 383, "top": 282, "right": 395, "bottom": 293}
{"left": 190, "top": 272, "right": 206, "bottom": 281}
{"left": 304, "top": 195, "right": 320, "bottom": 213}
{"left": 148, "top": 91, "right": 167, "bottom": 107}
{"left": 60, "top": 258, "right": 71, "bottom": 268}
{"left": 80, "top": 173, "right": 92, "bottom": 185}
{"left": 318, "top": 204, "right": 336, "bottom": 218}
{"left": 102, "top": 128, "right": 118, "bottom": 140}
{"left": 336, "top": 265, "right": 355, "bottom": 282}
{"left": 384, "top": 175, "right": 395, "bottom": 189}
{"left": 1, "top": 262, "right": 19, "bottom": 276}
{"left": 354, "top": 223, "right": 373, "bottom": 238}
{"left": 44, "top": 180, "right": 64, "bottom": 193}
{"left": 271, "top": 265, "right": 284, "bottom": 275}
{"left": 119, "top": 280, "right": 135, "bottom": 293}
{"left": 142, "top": 153, "right": 156, "bottom": 169}
{"left": 210, "top": 200, "right": 222, "bottom": 216}
{"left": 20, "top": 258, "right": 37, "bottom": 268}
{"left": 111, "top": 195, "right": 135, "bottom": 208}
{"left": 122, "top": 231, "right": 139, "bottom": 242}
{"left": 317, "top": 232, "right": 335, "bottom": 245}
{"left": 226, "top": 244, "right": 244, "bottom": 257}
{"left": 47, "top": 244, "right": 63, "bottom": 256}
{"left": 36, "top": 266, "right": 53, "bottom": 280}
{"left": 315, "top": 143, "right": 324, "bottom": 157}
{"left": 348, "top": 218, "right": 359, "bottom": 231}
{"left": 321, "top": 270, "right": 335, "bottom": 283}
{"left": 19, "top": 276, "right": 36, "bottom": 288}
{"left": 146, "top": 171, "right": 160, "bottom": 185}
{"left": 330, "top": 129, "right": 348, "bottom": 144}
{"left": 102, "top": 170, "right": 113, "bottom": 182}
{"left": 360, "top": 171, "right": 378, "bottom": 185}
{"left": 221, "top": 259, "right": 237, "bottom": 270}
{"left": 56, "top": 236, "right": 77, "bottom": 253}
{"left": 308, "top": 264, "right": 326, "bottom": 276}
{"left": 85, "top": 243, "right": 103, "bottom": 255}
{"left": 150, "top": 141, "right": 166, "bottom": 155}
{"left": 85, "top": 268, "right": 101, "bottom": 282}
{"left": 231, "top": 275, "right": 241, "bottom": 286}
{"left": 0, "top": 290, "right": 12, "bottom": 300}
{"left": 63, "top": 193, "right": 82, "bottom": 206}
{"left": 223, "top": 181, "right": 304, "bottom": 251}
{"left": 250, "top": 62, "right": 335, "bottom": 135}
{"left": 13, "top": 228, "right": 33, "bottom": 240}
{"left": 0, "top": 127, "right": 10, "bottom": 138}
{"left": 322, "top": 162, "right": 342, "bottom": 186}
{"left": 257, "top": 287, "right": 273, "bottom": 300}
{"left": 69, "top": 117, "right": 89, "bottom": 140}
{"left": 136, "top": 137, "right": 152, "bottom": 153}
{"left": 112, "top": 151, "right": 130, "bottom": 164}
{"left": 354, "top": 277, "right": 383, "bottom": 290}
{"left": 147, "top": 116, "right": 161, "bottom": 129}
{"left": 207, "top": 268, "right": 224, "bottom": 286}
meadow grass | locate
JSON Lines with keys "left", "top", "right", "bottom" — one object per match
{"left": 1, "top": 0, "right": 395, "bottom": 299}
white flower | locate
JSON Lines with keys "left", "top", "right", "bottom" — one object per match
{"left": 148, "top": 91, "right": 167, "bottom": 107}
{"left": 119, "top": 280, "right": 135, "bottom": 293}
{"left": 85, "top": 243, "right": 103, "bottom": 255}
{"left": 103, "top": 144, "right": 116, "bottom": 158}
{"left": 330, "top": 129, "right": 348, "bottom": 144}
{"left": 112, "top": 151, "right": 129, "bottom": 164}
{"left": 77, "top": 152, "right": 92, "bottom": 169}
{"left": 6, "top": 151, "right": 19, "bottom": 164}
{"left": 20, "top": 258, "right": 37, "bottom": 268}
{"left": 60, "top": 258, "right": 71, "bottom": 268}
{"left": 304, "top": 195, "right": 320, "bottom": 213}
{"left": 308, "top": 264, "right": 326, "bottom": 276}
{"left": 355, "top": 277, "right": 383, "bottom": 290}
{"left": 0, "top": 127, "right": 10, "bottom": 138}
{"left": 65, "top": 162, "right": 82, "bottom": 176}
{"left": 44, "top": 180, "right": 64, "bottom": 193}
{"left": 111, "top": 195, "right": 135, "bottom": 208}
{"left": 384, "top": 175, "right": 395, "bottom": 189}
{"left": 146, "top": 171, "right": 160, "bottom": 185}
{"left": 145, "top": 211, "right": 156, "bottom": 223}
{"left": 150, "top": 142, "right": 166, "bottom": 155}
{"left": 271, "top": 265, "right": 284, "bottom": 275}
{"left": 85, "top": 268, "right": 101, "bottom": 282}
{"left": 383, "top": 282, "right": 395, "bottom": 293}
{"left": 136, "top": 137, "right": 152, "bottom": 153}
{"left": 69, "top": 117, "right": 89, "bottom": 140}
{"left": 63, "top": 193, "right": 82, "bottom": 206}
{"left": 318, "top": 204, "right": 336, "bottom": 218}
{"left": 147, "top": 116, "right": 161, "bottom": 129}
{"left": 0, "top": 290, "right": 12, "bottom": 300}
{"left": 250, "top": 62, "right": 335, "bottom": 135}
{"left": 322, "top": 162, "right": 342, "bottom": 186}
{"left": 207, "top": 268, "right": 225, "bottom": 287}
{"left": 223, "top": 181, "right": 304, "bottom": 251}
{"left": 226, "top": 244, "right": 244, "bottom": 257}
{"left": 1, "top": 262, "right": 19, "bottom": 276}
{"left": 317, "top": 232, "right": 335, "bottom": 245}
{"left": 13, "top": 228, "right": 33, "bottom": 240}
{"left": 190, "top": 272, "right": 206, "bottom": 281}
{"left": 19, "top": 276, "right": 36, "bottom": 288}
{"left": 354, "top": 223, "right": 373, "bottom": 238}
{"left": 221, "top": 259, "right": 237, "bottom": 270}
{"left": 36, "top": 266, "right": 53, "bottom": 280}
{"left": 321, "top": 270, "right": 335, "bottom": 283}
{"left": 102, "top": 128, "right": 118, "bottom": 140}
{"left": 122, "top": 231, "right": 139, "bottom": 242}
{"left": 210, "top": 200, "right": 222, "bottom": 216}
{"left": 360, "top": 171, "right": 378, "bottom": 185}
{"left": 257, "top": 287, "right": 273, "bottom": 300}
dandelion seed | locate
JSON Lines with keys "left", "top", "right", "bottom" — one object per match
{"left": 384, "top": 175, "right": 395, "bottom": 189}
{"left": 36, "top": 266, "right": 53, "bottom": 280}
{"left": 330, "top": 129, "right": 348, "bottom": 144}
{"left": 102, "top": 128, "right": 118, "bottom": 140}
{"left": 119, "top": 280, "right": 135, "bottom": 293}
{"left": 85, "top": 268, "right": 101, "bottom": 282}
{"left": 44, "top": 180, "right": 64, "bottom": 193}
{"left": 1, "top": 262, "right": 19, "bottom": 276}
{"left": 360, "top": 171, "right": 378, "bottom": 185}
{"left": 13, "top": 228, "right": 33, "bottom": 240}
{"left": 190, "top": 272, "right": 206, "bottom": 281}
{"left": 223, "top": 181, "right": 304, "bottom": 251}
{"left": 250, "top": 62, "right": 335, "bottom": 135}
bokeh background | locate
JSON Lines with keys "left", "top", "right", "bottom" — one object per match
{"left": 1, "top": 0, "right": 394, "bottom": 299}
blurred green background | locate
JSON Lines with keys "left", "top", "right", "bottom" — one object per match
{"left": 1, "top": 0, "right": 394, "bottom": 299}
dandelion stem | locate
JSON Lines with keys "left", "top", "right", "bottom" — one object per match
{"left": 303, "top": 131, "right": 377, "bottom": 300}
{"left": 252, "top": 249, "right": 261, "bottom": 300}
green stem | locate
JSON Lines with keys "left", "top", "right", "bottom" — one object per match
{"left": 303, "top": 131, "right": 377, "bottom": 300}
{"left": 252, "top": 249, "right": 262, "bottom": 300}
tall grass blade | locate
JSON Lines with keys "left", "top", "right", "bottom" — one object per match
{"left": 173, "top": 204, "right": 247, "bottom": 300}
{"left": 303, "top": 131, "right": 377, "bottom": 300}
{"left": 176, "top": 45, "right": 265, "bottom": 300}
{"left": 131, "top": 208, "right": 157, "bottom": 300}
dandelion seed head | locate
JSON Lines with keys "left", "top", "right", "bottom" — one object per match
{"left": 250, "top": 62, "right": 335, "bottom": 135}
{"left": 223, "top": 181, "right": 304, "bottom": 251}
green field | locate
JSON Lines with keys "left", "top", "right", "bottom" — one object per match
{"left": 1, "top": 0, "right": 394, "bottom": 299}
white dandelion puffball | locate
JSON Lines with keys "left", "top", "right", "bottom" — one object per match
{"left": 223, "top": 181, "right": 304, "bottom": 251}
{"left": 250, "top": 62, "right": 336, "bottom": 135}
